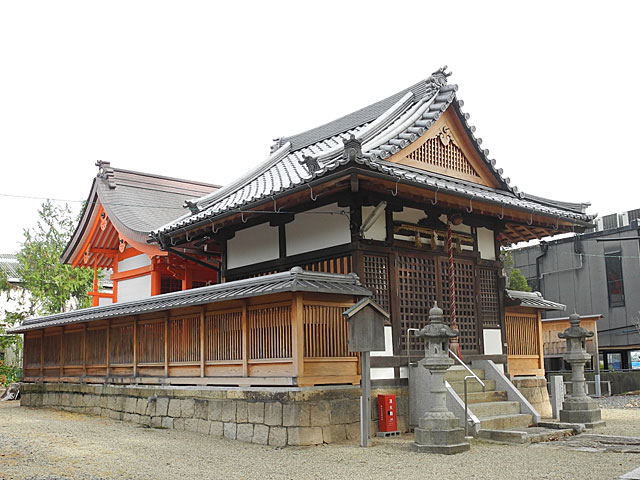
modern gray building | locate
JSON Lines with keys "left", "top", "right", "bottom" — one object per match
{"left": 510, "top": 214, "right": 640, "bottom": 371}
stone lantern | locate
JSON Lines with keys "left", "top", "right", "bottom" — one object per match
{"left": 413, "top": 302, "right": 470, "bottom": 454}
{"left": 558, "top": 312, "right": 605, "bottom": 428}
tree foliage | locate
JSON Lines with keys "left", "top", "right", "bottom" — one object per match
{"left": 500, "top": 249, "right": 531, "bottom": 292}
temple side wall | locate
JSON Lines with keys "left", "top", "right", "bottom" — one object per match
{"left": 20, "top": 383, "right": 409, "bottom": 446}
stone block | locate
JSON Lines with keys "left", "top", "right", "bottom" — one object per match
{"left": 124, "top": 397, "right": 137, "bottom": 414}
{"left": 268, "top": 426, "right": 287, "bottom": 447}
{"left": 252, "top": 424, "right": 269, "bottom": 445}
{"left": 184, "top": 418, "right": 199, "bottom": 432}
{"left": 283, "top": 403, "right": 311, "bottom": 427}
{"left": 209, "top": 421, "right": 224, "bottom": 437}
{"left": 310, "top": 402, "right": 330, "bottom": 427}
{"left": 264, "top": 402, "right": 283, "bottom": 426}
{"left": 208, "top": 400, "right": 223, "bottom": 421}
{"left": 151, "top": 416, "right": 163, "bottom": 428}
{"left": 223, "top": 422, "right": 237, "bottom": 440}
{"left": 174, "top": 418, "right": 185, "bottom": 430}
{"left": 108, "top": 410, "right": 122, "bottom": 421}
{"left": 162, "top": 417, "right": 174, "bottom": 429}
{"left": 154, "top": 397, "right": 168, "bottom": 417}
{"left": 236, "top": 401, "right": 248, "bottom": 423}
{"left": 123, "top": 413, "right": 134, "bottom": 423}
{"left": 414, "top": 427, "right": 466, "bottom": 446}
{"left": 330, "top": 399, "right": 359, "bottom": 424}
{"left": 247, "top": 402, "right": 265, "bottom": 424}
{"left": 140, "top": 415, "right": 151, "bottom": 426}
{"left": 345, "top": 422, "right": 360, "bottom": 441}
{"left": 167, "top": 399, "right": 181, "bottom": 418}
{"left": 287, "top": 427, "right": 323, "bottom": 446}
{"left": 237, "top": 423, "right": 254, "bottom": 443}
{"left": 194, "top": 399, "right": 208, "bottom": 420}
{"left": 322, "top": 424, "right": 346, "bottom": 443}
{"left": 197, "top": 419, "right": 210, "bottom": 435}
{"left": 181, "top": 399, "right": 195, "bottom": 418}
{"left": 135, "top": 398, "right": 147, "bottom": 416}
{"left": 221, "top": 401, "right": 237, "bottom": 422}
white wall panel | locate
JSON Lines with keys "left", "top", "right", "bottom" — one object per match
{"left": 286, "top": 203, "right": 350, "bottom": 257}
{"left": 483, "top": 328, "right": 503, "bottom": 355}
{"left": 117, "top": 254, "right": 151, "bottom": 272}
{"left": 98, "top": 297, "right": 113, "bottom": 306}
{"left": 478, "top": 227, "right": 496, "bottom": 260}
{"left": 118, "top": 274, "right": 151, "bottom": 303}
{"left": 227, "top": 223, "right": 279, "bottom": 270}
{"left": 361, "top": 205, "right": 387, "bottom": 241}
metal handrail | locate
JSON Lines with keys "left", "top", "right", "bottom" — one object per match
{"left": 448, "top": 349, "right": 485, "bottom": 437}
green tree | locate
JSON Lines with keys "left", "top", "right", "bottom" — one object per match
{"left": 17, "top": 200, "right": 94, "bottom": 315}
{"left": 500, "top": 249, "right": 531, "bottom": 292}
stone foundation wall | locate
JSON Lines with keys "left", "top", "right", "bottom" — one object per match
{"left": 20, "top": 383, "right": 408, "bottom": 446}
{"left": 512, "top": 377, "right": 552, "bottom": 418}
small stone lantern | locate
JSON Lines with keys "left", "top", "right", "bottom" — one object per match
{"left": 558, "top": 312, "right": 605, "bottom": 428}
{"left": 413, "top": 302, "right": 470, "bottom": 454}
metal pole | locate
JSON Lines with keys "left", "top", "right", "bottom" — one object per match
{"left": 594, "top": 323, "right": 601, "bottom": 397}
{"left": 464, "top": 377, "right": 468, "bottom": 437}
{"left": 360, "top": 351, "right": 371, "bottom": 447}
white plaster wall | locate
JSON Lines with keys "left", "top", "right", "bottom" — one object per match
{"left": 483, "top": 328, "right": 503, "bottom": 355}
{"left": 371, "top": 326, "right": 393, "bottom": 357}
{"left": 117, "top": 274, "right": 151, "bottom": 303}
{"left": 477, "top": 227, "right": 496, "bottom": 260}
{"left": 98, "top": 297, "right": 113, "bottom": 306}
{"left": 394, "top": 207, "right": 425, "bottom": 224}
{"left": 371, "top": 367, "right": 395, "bottom": 380}
{"left": 227, "top": 223, "right": 279, "bottom": 270}
{"left": 286, "top": 203, "right": 351, "bottom": 257}
{"left": 117, "top": 253, "right": 151, "bottom": 272}
{"left": 361, "top": 205, "right": 387, "bottom": 241}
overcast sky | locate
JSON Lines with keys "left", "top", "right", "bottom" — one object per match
{"left": 1, "top": 1, "right": 639, "bottom": 253}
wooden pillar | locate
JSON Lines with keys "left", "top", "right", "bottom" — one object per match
{"left": 200, "top": 307, "right": 205, "bottom": 378}
{"left": 537, "top": 312, "right": 544, "bottom": 372}
{"left": 106, "top": 320, "right": 111, "bottom": 378}
{"left": 182, "top": 267, "right": 193, "bottom": 291}
{"left": 132, "top": 316, "right": 138, "bottom": 378}
{"left": 151, "top": 263, "right": 161, "bottom": 296}
{"left": 164, "top": 312, "right": 169, "bottom": 377}
{"left": 292, "top": 294, "right": 304, "bottom": 379}
{"left": 60, "top": 328, "right": 64, "bottom": 378}
{"left": 82, "top": 324, "right": 87, "bottom": 379}
{"left": 92, "top": 259, "right": 99, "bottom": 307}
{"left": 241, "top": 301, "right": 248, "bottom": 377}
{"left": 39, "top": 330, "right": 44, "bottom": 379}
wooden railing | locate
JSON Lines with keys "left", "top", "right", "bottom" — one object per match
{"left": 505, "top": 312, "right": 544, "bottom": 377}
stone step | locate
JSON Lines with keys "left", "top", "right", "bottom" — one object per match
{"left": 476, "top": 426, "right": 576, "bottom": 444}
{"left": 465, "top": 390, "right": 508, "bottom": 404}
{"left": 448, "top": 379, "right": 496, "bottom": 394}
{"left": 477, "top": 413, "right": 533, "bottom": 430}
{"left": 444, "top": 366, "right": 485, "bottom": 382}
{"left": 469, "top": 401, "right": 521, "bottom": 417}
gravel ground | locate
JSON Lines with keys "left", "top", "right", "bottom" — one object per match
{"left": 1, "top": 401, "right": 639, "bottom": 480}
{"left": 596, "top": 394, "right": 640, "bottom": 410}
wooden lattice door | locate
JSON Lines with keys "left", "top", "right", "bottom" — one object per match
{"left": 439, "top": 258, "right": 479, "bottom": 354}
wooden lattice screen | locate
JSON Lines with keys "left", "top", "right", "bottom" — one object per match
{"left": 206, "top": 310, "right": 242, "bottom": 361}
{"left": 478, "top": 267, "right": 500, "bottom": 328}
{"left": 110, "top": 324, "right": 133, "bottom": 365}
{"left": 24, "top": 335, "right": 41, "bottom": 368}
{"left": 397, "top": 255, "right": 437, "bottom": 352}
{"left": 506, "top": 313, "right": 540, "bottom": 356}
{"left": 86, "top": 328, "right": 106, "bottom": 365}
{"left": 303, "top": 305, "right": 355, "bottom": 358}
{"left": 137, "top": 321, "right": 164, "bottom": 364}
{"left": 362, "top": 254, "right": 390, "bottom": 313}
{"left": 169, "top": 316, "right": 200, "bottom": 363}
{"left": 408, "top": 136, "right": 480, "bottom": 178}
{"left": 300, "top": 255, "right": 352, "bottom": 275}
{"left": 43, "top": 334, "right": 61, "bottom": 366}
{"left": 248, "top": 305, "right": 292, "bottom": 360}
{"left": 63, "top": 331, "right": 83, "bottom": 366}
{"left": 439, "top": 259, "right": 478, "bottom": 353}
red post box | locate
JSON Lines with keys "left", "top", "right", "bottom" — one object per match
{"left": 377, "top": 394, "right": 398, "bottom": 432}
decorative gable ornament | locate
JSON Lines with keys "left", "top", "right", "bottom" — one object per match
{"left": 342, "top": 134, "right": 363, "bottom": 162}
{"left": 299, "top": 155, "right": 321, "bottom": 175}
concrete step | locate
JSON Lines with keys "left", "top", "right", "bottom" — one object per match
{"left": 469, "top": 401, "right": 521, "bottom": 417}
{"left": 476, "top": 426, "right": 576, "bottom": 444}
{"left": 477, "top": 413, "right": 532, "bottom": 430}
{"left": 448, "top": 379, "right": 496, "bottom": 394}
{"left": 466, "top": 390, "right": 508, "bottom": 404}
{"left": 444, "top": 366, "right": 485, "bottom": 382}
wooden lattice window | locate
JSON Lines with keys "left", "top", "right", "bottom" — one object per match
{"left": 439, "top": 259, "right": 478, "bottom": 353}
{"left": 169, "top": 316, "right": 200, "bottom": 363}
{"left": 43, "top": 334, "right": 61, "bottom": 366}
{"left": 362, "top": 254, "right": 390, "bottom": 313}
{"left": 505, "top": 313, "right": 539, "bottom": 356}
{"left": 63, "top": 331, "right": 83, "bottom": 366}
{"left": 137, "top": 321, "right": 164, "bottom": 364}
{"left": 303, "top": 305, "right": 355, "bottom": 358}
{"left": 110, "top": 324, "right": 133, "bottom": 365}
{"left": 407, "top": 130, "right": 480, "bottom": 178}
{"left": 479, "top": 267, "right": 500, "bottom": 328}
{"left": 24, "top": 335, "right": 41, "bottom": 368}
{"left": 248, "top": 305, "right": 292, "bottom": 360}
{"left": 397, "top": 255, "right": 437, "bottom": 352}
{"left": 206, "top": 310, "right": 242, "bottom": 361}
{"left": 86, "top": 328, "right": 107, "bottom": 365}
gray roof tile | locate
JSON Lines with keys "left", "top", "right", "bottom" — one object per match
{"left": 505, "top": 290, "right": 566, "bottom": 311}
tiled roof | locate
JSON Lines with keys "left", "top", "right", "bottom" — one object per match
{"left": 61, "top": 163, "right": 220, "bottom": 263}
{"left": 154, "top": 67, "right": 592, "bottom": 237}
{"left": 0, "top": 254, "right": 19, "bottom": 283}
{"left": 8, "top": 268, "right": 372, "bottom": 333}
{"left": 505, "top": 289, "right": 566, "bottom": 311}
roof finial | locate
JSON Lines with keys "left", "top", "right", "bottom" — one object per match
{"left": 430, "top": 66, "right": 452, "bottom": 86}
{"left": 342, "top": 134, "right": 363, "bottom": 162}
{"left": 184, "top": 200, "right": 200, "bottom": 215}
{"left": 95, "top": 160, "right": 116, "bottom": 189}
{"left": 299, "top": 155, "right": 321, "bottom": 175}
